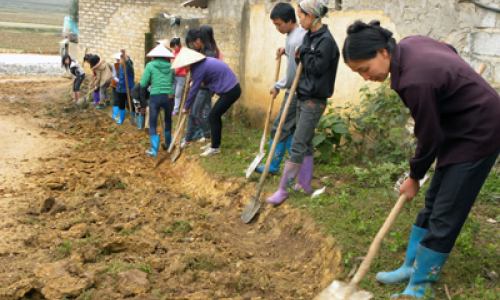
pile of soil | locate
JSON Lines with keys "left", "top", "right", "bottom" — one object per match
{"left": 0, "top": 76, "right": 341, "bottom": 300}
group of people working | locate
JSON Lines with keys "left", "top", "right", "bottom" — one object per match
{"left": 62, "top": 0, "right": 500, "bottom": 298}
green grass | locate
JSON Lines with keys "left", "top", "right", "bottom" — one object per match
{"left": 104, "top": 261, "right": 151, "bottom": 277}
{"left": 194, "top": 120, "right": 500, "bottom": 299}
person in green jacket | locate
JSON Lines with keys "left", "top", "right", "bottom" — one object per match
{"left": 140, "top": 44, "right": 176, "bottom": 157}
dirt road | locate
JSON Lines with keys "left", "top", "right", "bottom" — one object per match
{"left": 0, "top": 76, "right": 340, "bottom": 300}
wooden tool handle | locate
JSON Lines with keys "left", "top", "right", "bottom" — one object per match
{"left": 254, "top": 63, "right": 303, "bottom": 200}
{"left": 351, "top": 193, "right": 409, "bottom": 285}
{"left": 476, "top": 62, "right": 486, "bottom": 75}
{"left": 169, "top": 72, "right": 191, "bottom": 153}
{"left": 120, "top": 49, "right": 133, "bottom": 112}
{"left": 259, "top": 58, "right": 282, "bottom": 152}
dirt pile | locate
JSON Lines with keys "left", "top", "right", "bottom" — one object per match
{"left": 0, "top": 76, "right": 341, "bottom": 299}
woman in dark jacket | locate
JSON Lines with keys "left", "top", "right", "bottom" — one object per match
{"left": 267, "top": 0, "right": 339, "bottom": 205}
{"left": 62, "top": 54, "right": 85, "bottom": 103}
{"left": 343, "top": 20, "right": 500, "bottom": 299}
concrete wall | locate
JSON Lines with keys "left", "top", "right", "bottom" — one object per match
{"left": 342, "top": 0, "right": 500, "bottom": 91}
{"left": 78, "top": 0, "right": 208, "bottom": 81}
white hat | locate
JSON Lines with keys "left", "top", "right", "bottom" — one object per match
{"left": 171, "top": 47, "right": 206, "bottom": 69}
{"left": 146, "top": 44, "right": 175, "bottom": 58}
{"left": 112, "top": 53, "right": 121, "bottom": 60}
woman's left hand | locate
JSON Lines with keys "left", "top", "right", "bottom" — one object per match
{"left": 399, "top": 177, "right": 420, "bottom": 201}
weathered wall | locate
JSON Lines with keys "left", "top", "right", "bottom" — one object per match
{"left": 78, "top": 0, "right": 208, "bottom": 81}
{"left": 342, "top": 0, "right": 500, "bottom": 91}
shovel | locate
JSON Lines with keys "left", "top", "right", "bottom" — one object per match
{"left": 171, "top": 113, "right": 188, "bottom": 163}
{"left": 155, "top": 72, "right": 191, "bottom": 169}
{"left": 245, "top": 57, "right": 282, "bottom": 178}
{"left": 241, "top": 62, "right": 303, "bottom": 224}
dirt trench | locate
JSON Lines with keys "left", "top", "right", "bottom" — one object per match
{"left": 0, "top": 76, "right": 341, "bottom": 300}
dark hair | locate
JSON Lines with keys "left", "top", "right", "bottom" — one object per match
{"left": 170, "top": 37, "right": 181, "bottom": 48}
{"left": 89, "top": 54, "right": 100, "bottom": 68}
{"left": 185, "top": 29, "right": 209, "bottom": 51}
{"left": 342, "top": 20, "right": 396, "bottom": 63}
{"left": 200, "top": 25, "right": 220, "bottom": 59}
{"left": 270, "top": 2, "right": 297, "bottom": 24}
{"left": 61, "top": 54, "right": 72, "bottom": 70}
{"left": 83, "top": 53, "right": 93, "bottom": 62}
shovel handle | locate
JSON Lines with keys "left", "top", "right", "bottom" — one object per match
{"left": 351, "top": 193, "right": 408, "bottom": 286}
{"left": 254, "top": 63, "right": 303, "bottom": 201}
{"left": 259, "top": 57, "right": 282, "bottom": 152}
{"left": 169, "top": 72, "right": 191, "bottom": 153}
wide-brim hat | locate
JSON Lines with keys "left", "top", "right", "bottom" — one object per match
{"left": 171, "top": 47, "right": 205, "bottom": 69}
{"left": 112, "top": 53, "right": 121, "bottom": 60}
{"left": 146, "top": 44, "right": 175, "bottom": 58}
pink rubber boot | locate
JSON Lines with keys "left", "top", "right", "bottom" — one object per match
{"left": 267, "top": 161, "right": 301, "bottom": 205}
{"left": 294, "top": 156, "right": 314, "bottom": 194}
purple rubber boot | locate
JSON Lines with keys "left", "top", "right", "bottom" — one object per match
{"left": 92, "top": 92, "right": 100, "bottom": 105}
{"left": 294, "top": 156, "right": 314, "bottom": 194}
{"left": 267, "top": 161, "right": 301, "bottom": 205}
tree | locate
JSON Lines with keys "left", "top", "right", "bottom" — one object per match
{"left": 69, "top": 0, "right": 79, "bottom": 23}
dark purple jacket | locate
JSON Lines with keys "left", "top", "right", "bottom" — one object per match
{"left": 185, "top": 57, "right": 239, "bottom": 110}
{"left": 390, "top": 36, "right": 500, "bottom": 180}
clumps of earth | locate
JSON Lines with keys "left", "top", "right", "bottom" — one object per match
{"left": 0, "top": 77, "right": 342, "bottom": 300}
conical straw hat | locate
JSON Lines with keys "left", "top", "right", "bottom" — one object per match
{"left": 156, "top": 39, "right": 168, "bottom": 46}
{"left": 111, "top": 53, "right": 121, "bottom": 60}
{"left": 171, "top": 47, "right": 206, "bottom": 69}
{"left": 146, "top": 44, "right": 175, "bottom": 58}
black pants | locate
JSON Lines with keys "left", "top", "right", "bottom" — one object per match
{"left": 112, "top": 87, "right": 119, "bottom": 107}
{"left": 117, "top": 92, "right": 133, "bottom": 111}
{"left": 416, "top": 146, "right": 500, "bottom": 253}
{"left": 209, "top": 83, "right": 241, "bottom": 149}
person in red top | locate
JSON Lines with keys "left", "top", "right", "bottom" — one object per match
{"left": 170, "top": 38, "right": 187, "bottom": 115}
{"left": 343, "top": 20, "right": 500, "bottom": 299}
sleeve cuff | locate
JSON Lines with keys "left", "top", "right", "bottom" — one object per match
{"left": 409, "top": 171, "right": 424, "bottom": 181}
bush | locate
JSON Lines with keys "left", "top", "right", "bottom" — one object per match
{"left": 69, "top": 0, "right": 79, "bottom": 23}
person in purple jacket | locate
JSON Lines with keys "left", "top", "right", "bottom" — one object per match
{"left": 171, "top": 47, "right": 241, "bottom": 157}
{"left": 343, "top": 20, "right": 500, "bottom": 299}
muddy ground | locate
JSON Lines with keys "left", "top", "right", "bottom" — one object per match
{"left": 0, "top": 76, "right": 341, "bottom": 300}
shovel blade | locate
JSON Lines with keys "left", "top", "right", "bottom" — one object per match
{"left": 245, "top": 152, "right": 265, "bottom": 179}
{"left": 171, "top": 148, "right": 182, "bottom": 163}
{"left": 241, "top": 197, "right": 262, "bottom": 223}
{"left": 155, "top": 152, "right": 170, "bottom": 169}
{"left": 314, "top": 281, "right": 373, "bottom": 300}
{"left": 129, "top": 118, "right": 137, "bottom": 126}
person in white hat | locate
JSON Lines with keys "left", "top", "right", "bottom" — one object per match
{"left": 140, "top": 44, "right": 176, "bottom": 157}
{"left": 172, "top": 47, "right": 241, "bottom": 157}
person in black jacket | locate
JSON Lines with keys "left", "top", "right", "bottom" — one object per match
{"left": 268, "top": 0, "right": 339, "bottom": 205}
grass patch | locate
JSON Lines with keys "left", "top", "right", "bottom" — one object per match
{"left": 104, "top": 261, "right": 151, "bottom": 277}
{"left": 164, "top": 220, "right": 192, "bottom": 235}
{"left": 56, "top": 240, "right": 72, "bottom": 259}
{"left": 194, "top": 120, "right": 500, "bottom": 299}
{"left": 184, "top": 254, "right": 226, "bottom": 272}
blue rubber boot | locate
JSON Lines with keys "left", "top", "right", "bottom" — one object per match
{"left": 105, "top": 98, "right": 111, "bottom": 106}
{"left": 285, "top": 134, "right": 293, "bottom": 156}
{"left": 116, "top": 109, "right": 126, "bottom": 125}
{"left": 112, "top": 106, "right": 119, "bottom": 120}
{"left": 146, "top": 135, "right": 160, "bottom": 157}
{"left": 164, "top": 131, "right": 171, "bottom": 149}
{"left": 377, "top": 224, "right": 428, "bottom": 284}
{"left": 96, "top": 101, "right": 105, "bottom": 109}
{"left": 131, "top": 111, "right": 136, "bottom": 118}
{"left": 136, "top": 115, "right": 145, "bottom": 130}
{"left": 392, "top": 244, "right": 449, "bottom": 299}
{"left": 193, "top": 128, "right": 203, "bottom": 141}
{"left": 255, "top": 139, "right": 286, "bottom": 175}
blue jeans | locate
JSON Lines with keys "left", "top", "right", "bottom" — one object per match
{"left": 185, "top": 88, "right": 212, "bottom": 142}
{"left": 149, "top": 94, "right": 174, "bottom": 136}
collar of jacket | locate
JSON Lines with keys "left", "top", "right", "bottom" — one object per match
{"left": 389, "top": 43, "right": 401, "bottom": 91}
{"left": 309, "top": 24, "right": 329, "bottom": 37}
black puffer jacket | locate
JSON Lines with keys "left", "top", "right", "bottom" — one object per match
{"left": 296, "top": 25, "right": 339, "bottom": 100}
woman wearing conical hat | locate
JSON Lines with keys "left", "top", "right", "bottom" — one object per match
{"left": 172, "top": 47, "right": 241, "bottom": 157}
{"left": 140, "top": 43, "right": 175, "bottom": 157}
